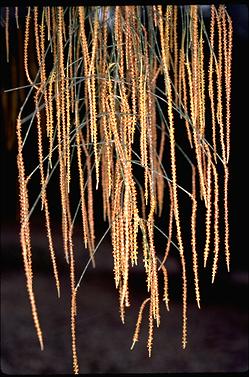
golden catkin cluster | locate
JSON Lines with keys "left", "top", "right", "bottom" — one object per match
{"left": 4, "top": 5, "right": 233, "bottom": 374}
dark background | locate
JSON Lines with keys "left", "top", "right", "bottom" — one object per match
{"left": 1, "top": 5, "right": 248, "bottom": 374}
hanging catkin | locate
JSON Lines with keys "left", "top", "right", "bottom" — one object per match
{"left": 5, "top": 6, "right": 233, "bottom": 374}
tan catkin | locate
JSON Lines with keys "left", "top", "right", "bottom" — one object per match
{"left": 225, "top": 14, "right": 233, "bottom": 163}
{"left": 220, "top": 6, "right": 232, "bottom": 163}
{"left": 34, "top": 7, "right": 41, "bottom": 67}
{"left": 24, "top": 8, "right": 39, "bottom": 89}
{"left": 144, "top": 26, "right": 157, "bottom": 214}
{"left": 48, "top": 72, "right": 55, "bottom": 167}
{"left": 75, "top": 101, "right": 90, "bottom": 250}
{"left": 57, "top": 6, "right": 67, "bottom": 181}
{"left": 169, "top": 6, "right": 173, "bottom": 53}
{"left": 191, "top": 166, "right": 200, "bottom": 309}
{"left": 151, "top": 59, "right": 159, "bottom": 196}
{"left": 34, "top": 91, "right": 60, "bottom": 298}
{"left": 131, "top": 298, "right": 150, "bottom": 350}
{"left": 118, "top": 184, "right": 131, "bottom": 318}
{"left": 88, "top": 11, "right": 99, "bottom": 189}
{"left": 107, "top": 78, "right": 126, "bottom": 168}
{"left": 201, "top": 142, "right": 208, "bottom": 190}
{"left": 112, "top": 168, "right": 123, "bottom": 289}
{"left": 101, "top": 112, "right": 112, "bottom": 215}
{"left": 65, "top": 65, "right": 71, "bottom": 193}
{"left": 189, "top": 6, "right": 207, "bottom": 205}
{"left": 160, "top": 264, "right": 170, "bottom": 311}
{"left": 204, "top": 147, "right": 212, "bottom": 268}
{"left": 120, "top": 188, "right": 131, "bottom": 309}
{"left": 101, "top": 153, "right": 107, "bottom": 222}
{"left": 221, "top": 6, "right": 228, "bottom": 101}
{"left": 118, "top": 279, "right": 125, "bottom": 324}
{"left": 51, "top": 8, "right": 57, "bottom": 65}
{"left": 173, "top": 6, "right": 178, "bottom": 106}
{"left": 45, "top": 7, "right": 51, "bottom": 42}
{"left": 139, "top": 64, "right": 149, "bottom": 205}
{"left": 78, "top": 7, "right": 90, "bottom": 68}
{"left": 191, "top": 6, "right": 199, "bottom": 127}
{"left": 216, "top": 6, "right": 227, "bottom": 164}
{"left": 112, "top": 218, "right": 120, "bottom": 289}
{"left": 39, "top": 22, "right": 50, "bottom": 142}
{"left": 78, "top": 7, "right": 91, "bottom": 148}
{"left": 114, "top": 7, "right": 124, "bottom": 79}
{"left": 68, "top": 12, "right": 74, "bottom": 114}
{"left": 102, "top": 10, "right": 112, "bottom": 200}
{"left": 117, "top": 210, "right": 124, "bottom": 289}
{"left": 208, "top": 5, "right": 217, "bottom": 163}
{"left": 178, "top": 43, "right": 183, "bottom": 117}
{"left": 147, "top": 298, "right": 154, "bottom": 357}
{"left": 132, "top": 6, "right": 139, "bottom": 80}
{"left": 140, "top": 219, "right": 151, "bottom": 283}
{"left": 17, "top": 115, "right": 44, "bottom": 351}
{"left": 211, "top": 163, "right": 220, "bottom": 283}
{"left": 180, "top": 47, "right": 193, "bottom": 147}
{"left": 186, "top": 59, "right": 207, "bottom": 206}
{"left": 111, "top": 213, "right": 118, "bottom": 287}
{"left": 158, "top": 5, "right": 188, "bottom": 348}
{"left": 157, "top": 121, "right": 166, "bottom": 216}
{"left": 71, "top": 290, "right": 79, "bottom": 374}
{"left": 81, "top": 134, "right": 96, "bottom": 266}
{"left": 199, "top": 23, "right": 206, "bottom": 139}
{"left": 68, "top": 230, "right": 79, "bottom": 374}
{"left": 129, "top": 174, "right": 140, "bottom": 268}
{"left": 147, "top": 196, "right": 160, "bottom": 327}
{"left": 125, "top": 7, "right": 137, "bottom": 143}
{"left": 159, "top": 182, "right": 174, "bottom": 269}
{"left": 216, "top": 8, "right": 230, "bottom": 273}
{"left": 224, "top": 165, "right": 230, "bottom": 272}
{"left": 55, "top": 77, "right": 69, "bottom": 263}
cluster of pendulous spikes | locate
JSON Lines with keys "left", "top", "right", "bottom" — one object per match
{"left": 4, "top": 5, "right": 232, "bottom": 374}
